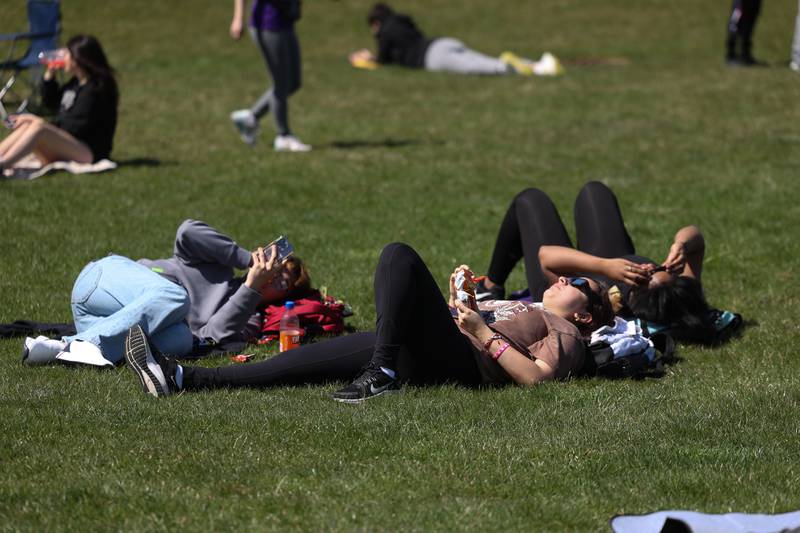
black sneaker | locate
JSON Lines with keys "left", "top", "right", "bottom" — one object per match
{"left": 475, "top": 279, "right": 504, "bottom": 302}
{"left": 332, "top": 364, "right": 400, "bottom": 403}
{"left": 124, "top": 325, "right": 178, "bottom": 397}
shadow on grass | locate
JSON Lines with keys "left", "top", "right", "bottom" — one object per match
{"left": 116, "top": 158, "right": 174, "bottom": 168}
{"left": 320, "top": 138, "right": 442, "bottom": 150}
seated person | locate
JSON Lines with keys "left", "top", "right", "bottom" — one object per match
{"left": 22, "top": 220, "right": 309, "bottom": 366}
{"left": 1, "top": 35, "right": 118, "bottom": 173}
{"left": 124, "top": 242, "right": 614, "bottom": 400}
{"left": 349, "top": 3, "right": 562, "bottom": 76}
{"left": 477, "top": 181, "right": 720, "bottom": 343}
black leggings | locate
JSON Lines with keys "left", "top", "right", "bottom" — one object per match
{"left": 184, "top": 243, "right": 481, "bottom": 390}
{"left": 726, "top": 0, "right": 762, "bottom": 56}
{"left": 486, "top": 181, "right": 636, "bottom": 301}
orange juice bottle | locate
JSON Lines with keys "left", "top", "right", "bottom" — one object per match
{"left": 279, "top": 301, "right": 302, "bottom": 352}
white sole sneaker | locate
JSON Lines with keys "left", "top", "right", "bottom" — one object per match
{"left": 21, "top": 335, "right": 66, "bottom": 365}
{"left": 125, "top": 325, "right": 170, "bottom": 397}
{"left": 533, "top": 52, "right": 565, "bottom": 76}
{"left": 274, "top": 135, "right": 311, "bottom": 152}
{"left": 230, "top": 109, "right": 259, "bottom": 145}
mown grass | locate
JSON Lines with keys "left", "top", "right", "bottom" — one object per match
{"left": 1, "top": 0, "right": 799, "bottom": 530}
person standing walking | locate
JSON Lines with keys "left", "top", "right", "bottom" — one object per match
{"left": 229, "top": 0, "right": 310, "bottom": 152}
{"left": 725, "top": 0, "right": 764, "bottom": 66}
{"left": 791, "top": 0, "right": 800, "bottom": 71}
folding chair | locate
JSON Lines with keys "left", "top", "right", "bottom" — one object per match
{"left": 0, "top": 0, "right": 61, "bottom": 109}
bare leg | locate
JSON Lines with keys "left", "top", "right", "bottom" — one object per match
{"left": 1, "top": 118, "right": 92, "bottom": 167}
{"left": 0, "top": 123, "right": 30, "bottom": 155}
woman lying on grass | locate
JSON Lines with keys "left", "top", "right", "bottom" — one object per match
{"left": 0, "top": 35, "right": 118, "bottom": 174}
{"left": 475, "top": 181, "right": 719, "bottom": 343}
{"left": 125, "top": 242, "right": 615, "bottom": 401}
{"left": 349, "top": 3, "right": 562, "bottom": 76}
{"left": 22, "top": 220, "right": 309, "bottom": 367}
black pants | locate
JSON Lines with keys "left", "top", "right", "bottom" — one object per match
{"left": 184, "top": 243, "right": 481, "bottom": 390}
{"left": 726, "top": 0, "right": 762, "bottom": 59}
{"left": 486, "top": 181, "right": 636, "bottom": 301}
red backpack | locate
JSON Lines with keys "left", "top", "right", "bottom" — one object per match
{"left": 259, "top": 290, "right": 347, "bottom": 343}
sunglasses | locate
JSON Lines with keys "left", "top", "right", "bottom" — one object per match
{"left": 567, "top": 277, "right": 602, "bottom": 308}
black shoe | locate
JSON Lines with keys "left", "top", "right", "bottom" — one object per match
{"left": 726, "top": 55, "right": 767, "bottom": 67}
{"left": 332, "top": 364, "right": 400, "bottom": 403}
{"left": 475, "top": 279, "right": 504, "bottom": 302}
{"left": 124, "top": 325, "right": 178, "bottom": 397}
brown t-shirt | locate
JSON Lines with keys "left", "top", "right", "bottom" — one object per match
{"left": 459, "top": 301, "right": 586, "bottom": 385}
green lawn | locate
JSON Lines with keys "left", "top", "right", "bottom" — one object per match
{"left": 2, "top": 0, "right": 799, "bottom": 530}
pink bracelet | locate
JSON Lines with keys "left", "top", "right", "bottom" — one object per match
{"left": 492, "top": 342, "right": 510, "bottom": 360}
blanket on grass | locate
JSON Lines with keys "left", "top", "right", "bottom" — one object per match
{"left": 611, "top": 509, "right": 800, "bottom": 533}
{"left": 2, "top": 158, "right": 117, "bottom": 180}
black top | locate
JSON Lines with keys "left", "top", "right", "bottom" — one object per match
{"left": 42, "top": 77, "right": 118, "bottom": 161}
{"left": 375, "top": 14, "right": 433, "bottom": 68}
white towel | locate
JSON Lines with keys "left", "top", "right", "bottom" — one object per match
{"left": 2, "top": 157, "right": 117, "bottom": 180}
{"left": 590, "top": 316, "right": 655, "bottom": 362}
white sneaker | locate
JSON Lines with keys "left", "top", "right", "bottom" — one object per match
{"left": 55, "top": 340, "right": 114, "bottom": 367}
{"left": 533, "top": 52, "right": 565, "bottom": 76}
{"left": 274, "top": 135, "right": 311, "bottom": 152}
{"left": 230, "top": 109, "right": 259, "bottom": 145}
{"left": 21, "top": 336, "right": 66, "bottom": 365}
{"left": 791, "top": 61, "right": 800, "bottom": 72}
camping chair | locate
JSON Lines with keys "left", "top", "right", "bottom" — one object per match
{"left": 0, "top": 0, "right": 61, "bottom": 109}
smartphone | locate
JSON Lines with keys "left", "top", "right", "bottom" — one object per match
{"left": 265, "top": 235, "right": 294, "bottom": 263}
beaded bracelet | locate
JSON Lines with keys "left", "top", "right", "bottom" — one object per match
{"left": 492, "top": 342, "right": 510, "bottom": 361}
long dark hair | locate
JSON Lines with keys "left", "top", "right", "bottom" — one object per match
{"left": 367, "top": 3, "right": 394, "bottom": 25}
{"left": 66, "top": 35, "right": 118, "bottom": 100}
{"left": 628, "top": 276, "right": 716, "bottom": 343}
{"left": 577, "top": 282, "right": 616, "bottom": 338}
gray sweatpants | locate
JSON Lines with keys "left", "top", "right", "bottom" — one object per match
{"left": 423, "top": 37, "right": 510, "bottom": 75}
{"left": 250, "top": 27, "right": 301, "bottom": 136}
{"left": 793, "top": 0, "right": 800, "bottom": 65}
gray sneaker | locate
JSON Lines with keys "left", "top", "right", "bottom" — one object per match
{"left": 230, "top": 109, "right": 259, "bottom": 145}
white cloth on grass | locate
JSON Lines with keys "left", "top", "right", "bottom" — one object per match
{"left": 590, "top": 316, "right": 655, "bottom": 361}
{"left": 611, "top": 509, "right": 800, "bottom": 533}
{"left": 2, "top": 157, "right": 117, "bottom": 180}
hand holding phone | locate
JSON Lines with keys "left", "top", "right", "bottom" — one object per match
{"left": 264, "top": 235, "right": 294, "bottom": 264}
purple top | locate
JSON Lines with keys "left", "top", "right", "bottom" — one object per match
{"left": 251, "top": 0, "right": 292, "bottom": 31}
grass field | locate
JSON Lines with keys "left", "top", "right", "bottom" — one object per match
{"left": 2, "top": 0, "right": 799, "bottom": 530}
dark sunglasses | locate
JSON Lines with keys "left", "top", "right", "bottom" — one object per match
{"left": 567, "top": 277, "right": 602, "bottom": 308}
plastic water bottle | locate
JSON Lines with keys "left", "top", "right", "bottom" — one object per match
{"left": 279, "top": 301, "right": 302, "bottom": 352}
{"left": 38, "top": 49, "right": 66, "bottom": 69}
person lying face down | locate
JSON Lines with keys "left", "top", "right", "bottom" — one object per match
{"left": 475, "top": 181, "right": 716, "bottom": 343}
{"left": 125, "top": 242, "right": 615, "bottom": 401}
{"left": 348, "top": 3, "right": 562, "bottom": 76}
{"left": 22, "top": 220, "right": 310, "bottom": 366}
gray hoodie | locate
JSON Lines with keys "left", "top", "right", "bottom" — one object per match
{"left": 138, "top": 220, "right": 262, "bottom": 345}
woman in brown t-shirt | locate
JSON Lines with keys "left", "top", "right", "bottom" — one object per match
{"left": 126, "top": 243, "right": 615, "bottom": 402}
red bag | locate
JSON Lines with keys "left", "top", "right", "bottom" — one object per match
{"left": 260, "top": 289, "right": 346, "bottom": 343}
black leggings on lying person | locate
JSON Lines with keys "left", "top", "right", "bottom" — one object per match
{"left": 183, "top": 243, "right": 482, "bottom": 390}
{"left": 486, "top": 181, "right": 641, "bottom": 300}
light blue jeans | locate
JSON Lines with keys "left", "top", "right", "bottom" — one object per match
{"left": 63, "top": 255, "right": 193, "bottom": 363}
